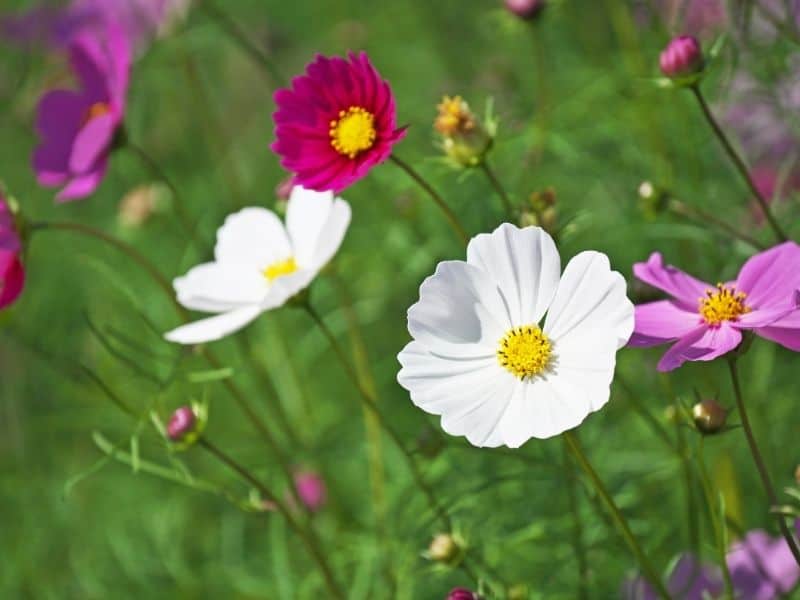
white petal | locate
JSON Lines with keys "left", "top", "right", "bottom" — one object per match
{"left": 214, "top": 207, "right": 291, "bottom": 269}
{"left": 397, "top": 341, "right": 516, "bottom": 447}
{"left": 174, "top": 262, "right": 268, "bottom": 313}
{"left": 407, "top": 261, "right": 510, "bottom": 358}
{"left": 260, "top": 269, "right": 317, "bottom": 309}
{"left": 164, "top": 305, "right": 263, "bottom": 344}
{"left": 544, "top": 251, "right": 634, "bottom": 349}
{"left": 286, "top": 186, "right": 350, "bottom": 268}
{"left": 466, "top": 223, "right": 560, "bottom": 326}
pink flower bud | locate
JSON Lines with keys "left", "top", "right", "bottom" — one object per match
{"left": 275, "top": 177, "right": 294, "bottom": 201}
{"left": 167, "top": 406, "right": 196, "bottom": 441}
{"left": 294, "top": 470, "right": 327, "bottom": 512}
{"left": 504, "top": 0, "right": 545, "bottom": 20}
{"left": 447, "top": 588, "right": 480, "bottom": 600}
{"left": 659, "top": 35, "right": 704, "bottom": 78}
{"left": 0, "top": 193, "right": 24, "bottom": 309}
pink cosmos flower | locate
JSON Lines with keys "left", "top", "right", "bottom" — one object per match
{"left": 0, "top": 193, "right": 24, "bottom": 309}
{"left": 32, "top": 24, "right": 130, "bottom": 202}
{"left": 630, "top": 244, "right": 800, "bottom": 371}
{"left": 271, "top": 52, "right": 406, "bottom": 192}
{"left": 728, "top": 526, "right": 800, "bottom": 599}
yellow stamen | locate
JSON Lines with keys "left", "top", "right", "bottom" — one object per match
{"left": 698, "top": 283, "right": 750, "bottom": 326}
{"left": 84, "top": 102, "right": 110, "bottom": 124}
{"left": 262, "top": 257, "right": 298, "bottom": 282}
{"left": 497, "top": 325, "right": 552, "bottom": 379}
{"left": 329, "top": 106, "right": 377, "bottom": 159}
{"left": 434, "top": 95, "right": 475, "bottom": 136}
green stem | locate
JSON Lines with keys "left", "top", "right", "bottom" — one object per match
{"left": 690, "top": 86, "right": 789, "bottom": 242}
{"left": 674, "top": 403, "right": 700, "bottom": 560}
{"left": 390, "top": 154, "right": 469, "bottom": 246}
{"left": 667, "top": 199, "right": 766, "bottom": 251}
{"left": 563, "top": 438, "right": 590, "bottom": 600}
{"left": 199, "top": 1, "right": 286, "bottom": 85}
{"left": 727, "top": 358, "right": 800, "bottom": 566}
{"left": 562, "top": 431, "right": 669, "bottom": 600}
{"left": 479, "top": 160, "right": 515, "bottom": 219}
{"left": 199, "top": 438, "right": 344, "bottom": 598}
{"left": 303, "top": 302, "right": 452, "bottom": 531}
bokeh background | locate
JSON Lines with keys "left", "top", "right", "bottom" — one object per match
{"left": 2, "top": 1, "right": 800, "bottom": 598}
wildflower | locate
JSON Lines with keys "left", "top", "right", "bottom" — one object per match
{"left": 32, "top": 25, "right": 130, "bottom": 201}
{"left": 630, "top": 244, "right": 800, "bottom": 371}
{"left": 294, "top": 470, "right": 327, "bottom": 512}
{"left": 271, "top": 52, "right": 406, "bottom": 192}
{"left": 503, "top": 0, "right": 545, "bottom": 20}
{"left": 622, "top": 553, "right": 723, "bottom": 599}
{"left": 659, "top": 35, "right": 704, "bottom": 79}
{"left": 692, "top": 398, "right": 727, "bottom": 434}
{"left": 0, "top": 192, "right": 24, "bottom": 309}
{"left": 397, "top": 224, "right": 634, "bottom": 447}
{"left": 727, "top": 525, "right": 800, "bottom": 600}
{"left": 165, "top": 186, "right": 351, "bottom": 344}
{"left": 650, "top": 0, "right": 727, "bottom": 39}
{"left": 434, "top": 95, "right": 494, "bottom": 168}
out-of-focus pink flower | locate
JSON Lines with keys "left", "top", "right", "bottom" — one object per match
{"left": 748, "top": 165, "right": 800, "bottom": 225}
{"left": 272, "top": 52, "right": 406, "bottom": 192}
{"left": 0, "top": 193, "right": 24, "bottom": 310}
{"left": 294, "top": 470, "right": 327, "bottom": 512}
{"left": 503, "top": 0, "right": 545, "bottom": 20}
{"left": 659, "top": 35, "right": 704, "bottom": 78}
{"left": 653, "top": 0, "right": 727, "bottom": 39}
{"left": 446, "top": 588, "right": 481, "bottom": 600}
{"left": 1, "top": 0, "right": 189, "bottom": 52}
{"left": 32, "top": 25, "right": 130, "bottom": 202}
{"left": 728, "top": 525, "right": 800, "bottom": 599}
{"left": 630, "top": 243, "right": 800, "bottom": 371}
{"left": 622, "top": 553, "right": 723, "bottom": 599}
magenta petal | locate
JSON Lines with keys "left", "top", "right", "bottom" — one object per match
{"left": 629, "top": 300, "right": 700, "bottom": 347}
{"left": 736, "top": 242, "right": 800, "bottom": 309}
{"left": 56, "top": 160, "right": 107, "bottom": 201}
{"left": 69, "top": 113, "right": 114, "bottom": 173}
{"left": 657, "top": 326, "right": 708, "bottom": 371}
{"left": 70, "top": 33, "right": 109, "bottom": 101}
{"left": 633, "top": 252, "right": 712, "bottom": 307}
{"left": 35, "top": 89, "right": 86, "bottom": 138}
{"left": 736, "top": 304, "right": 798, "bottom": 329}
{"left": 685, "top": 323, "right": 743, "bottom": 362}
{"left": 0, "top": 250, "right": 24, "bottom": 309}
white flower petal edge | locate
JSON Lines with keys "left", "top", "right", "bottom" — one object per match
{"left": 397, "top": 224, "right": 634, "bottom": 448}
{"left": 164, "top": 186, "right": 350, "bottom": 345}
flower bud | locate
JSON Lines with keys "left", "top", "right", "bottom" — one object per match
{"left": 167, "top": 406, "right": 196, "bottom": 441}
{"left": 426, "top": 533, "right": 464, "bottom": 566}
{"left": 294, "top": 469, "right": 327, "bottom": 512}
{"left": 637, "top": 180, "right": 669, "bottom": 218}
{"left": 504, "top": 0, "right": 545, "bottom": 20}
{"left": 118, "top": 184, "right": 164, "bottom": 228}
{"left": 692, "top": 399, "right": 727, "bottom": 434}
{"left": 659, "top": 35, "right": 704, "bottom": 79}
{"left": 0, "top": 190, "right": 25, "bottom": 310}
{"left": 435, "top": 95, "right": 493, "bottom": 168}
{"left": 446, "top": 588, "right": 480, "bottom": 600}
{"left": 519, "top": 188, "right": 558, "bottom": 233}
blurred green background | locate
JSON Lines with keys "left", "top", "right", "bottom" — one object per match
{"left": 2, "top": 1, "right": 800, "bottom": 598}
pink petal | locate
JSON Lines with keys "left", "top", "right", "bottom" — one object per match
{"left": 657, "top": 323, "right": 742, "bottom": 371}
{"left": 629, "top": 300, "right": 700, "bottom": 347}
{"left": 69, "top": 113, "right": 115, "bottom": 173}
{"left": 633, "top": 252, "right": 712, "bottom": 307}
{"left": 70, "top": 33, "right": 110, "bottom": 100}
{"left": 736, "top": 242, "right": 800, "bottom": 309}
{"left": 736, "top": 304, "right": 799, "bottom": 329}
{"left": 56, "top": 160, "right": 107, "bottom": 201}
{"left": 0, "top": 250, "right": 24, "bottom": 309}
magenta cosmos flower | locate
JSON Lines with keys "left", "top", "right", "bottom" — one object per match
{"left": 271, "top": 52, "right": 406, "bottom": 192}
{"left": 630, "top": 243, "right": 800, "bottom": 371}
{"left": 0, "top": 193, "right": 24, "bottom": 309}
{"left": 32, "top": 25, "right": 130, "bottom": 201}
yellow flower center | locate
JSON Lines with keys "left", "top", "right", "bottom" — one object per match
{"left": 434, "top": 95, "right": 475, "bottom": 136}
{"left": 329, "top": 106, "right": 377, "bottom": 159}
{"left": 699, "top": 284, "right": 750, "bottom": 326}
{"left": 497, "top": 325, "right": 552, "bottom": 379}
{"left": 262, "top": 257, "right": 298, "bottom": 282}
{"left": 83, "top": 101, "right": 110, "bottom": 125}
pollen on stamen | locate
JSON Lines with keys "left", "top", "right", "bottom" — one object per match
{"left": 698, "top": 283, "right": 751, "bottom": 326}
{"left": 263, "top": 257, "right": 298, "bottom": 282}
{"left": 329, "top": 106, "right": 377, "bottom": 159}
{"left": 497, "top": 325, "right": 552, "bottom": 380}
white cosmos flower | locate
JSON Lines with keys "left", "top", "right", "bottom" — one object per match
{"left": 164, "top": 186, "right": 351, "bottom": 344}
{"left": 397, "top": 223, "right": 634, "bottom": 447}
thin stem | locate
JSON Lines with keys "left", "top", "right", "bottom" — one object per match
{"left": 562, "top": 431, "right": 670, "bottom": 600}
{"left": 674, "top": 404, "right": 700, "bottom": 560}
{"left": 390, "top": 154, "right": 469, "bottom": 246}
{"left": 563, "top": 438, "right": 590, "bottom": 600}
{"left": 303, "top": 302, "right": 452, "bottom": 531}
{"left": 199, "top": 1, "right": 286, "bottom": 85}
{"left": 126, "top": 142, "right": 202, "bottom": 249}
{"left": 696, "top": 438, "right": 735, "bottom": 599}
{"left": 199, "top": 438, "right": 344, "bottom": 598}
{"left": 479, "top": 160, "right": 515, "bottom": 219}
{"left": 727, "top": 358, "right": 800, "bottom": 566}
{"left": 667, "top": 199, "right": 767, "bottom": 251}
{"left": 30, "top": 221, "right": 187, "bottom": 318}
{"left": 690, "top": 86, "right": 789, "bottom": 242}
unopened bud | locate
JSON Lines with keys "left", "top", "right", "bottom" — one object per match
{"left": 520, "top": 188, "right": 558, "bottom": 233}
{"left": 508, "top": 584, "right": 530, "bottom": 600}
{"left": 447, "top": 588, "right": 481, "bottom": 600}
{"left": 637, "top": 181, "right": 669, "bottom": 218}
{"left": 426, "top": 533, "right": 464, "bottom": 565}
{"left": 435, "top": 96, "right": 493, "bottom": 168}
{"left": 118, "top": 184, "right": 165, "bottom": 228}
{"left": 659, "top": 35, "right": 704, "bottom": 79}
{"left": 167, "top": 406, "right": 196, "bottom": 441}
{"left": 294, "top": 470, "right": 327, "bottom": 512}
{"left": 504, "top": 0, "right": 545, "bottom": 20}
{"left": 692, "top": 399, "right": 727, "bottom": 434}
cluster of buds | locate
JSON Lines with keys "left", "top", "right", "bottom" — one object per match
{"left": 434, "top": 95, "right": 495, "bottom": 168}
{"left": 425, "top": 532, "right": 466, "bottom": 567}
{"left": 166, "top": 403, "right": 206, "bottom": 449}
{"left": 519, "top": 188, "right": 557, "bottom": 234}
